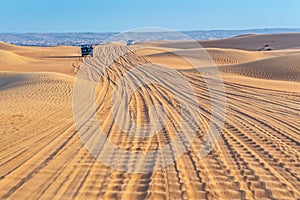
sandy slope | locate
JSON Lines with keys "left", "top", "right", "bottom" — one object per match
{"left": 220, "top": 53, "right": 300, "bottom": 82}
{"left": 138, "top": 48, "right": 275, "bottom": 69}
{"left": 0, "top": 50, "right": 37, "bottom": 66}
{"left": 0, "top": 42, "right": 80, "bottom": 75}
{"left": 0, "top": 33, "right": 300, "bottom": 200}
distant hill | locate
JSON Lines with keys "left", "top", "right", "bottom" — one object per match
{"left": 0, "top": 28, "right": 299, "bottom": 46}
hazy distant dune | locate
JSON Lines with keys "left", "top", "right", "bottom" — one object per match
{"left": 140, "top": 33, "right": 300, "bottom": 51}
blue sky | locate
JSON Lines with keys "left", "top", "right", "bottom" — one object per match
{"left": 0, "top": 0, "right": 299, "bottom": 32}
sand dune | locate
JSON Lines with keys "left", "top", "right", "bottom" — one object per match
{"left": 0, "top": 41, "right": 24, "bottom": 51}
{"left": 220, "top": 53, "right": 300, "bottom": 82}
{"left": 0, "top": 72, "right": 74, "bottom": 146}
{"left": 138, "top": 42, "right": 300, "bottom": 82}
{"left": 138, "top": 48, "right": 274, "bottom": 69}
{"left": 0, "top": 33, "right": 300, "bottom": 199}
{"left": 140, "top": 33, "right": 300, "bottom": 51}
{"left": 0, "top": 50, "right": 37, "bottom": 65}
{"left": 0, "top": 43, "right": 80, "bottom": 75}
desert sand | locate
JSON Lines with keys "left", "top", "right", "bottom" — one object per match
{"left": 0, "top": 33, "right": 300, "bottom": 199}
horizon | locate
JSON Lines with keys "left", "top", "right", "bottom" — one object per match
{"left": 1, "top": 28, "right": 300, "bottom": 47}
{"left": 1, "top": 27, "right": 300, "bottom": 34}
{"left": 1, "top": 28, "right": 300, "bottom": 34}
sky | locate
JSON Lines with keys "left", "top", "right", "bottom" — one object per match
{"left": 0, "top": 0, "right": 299, "bottom": 33}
